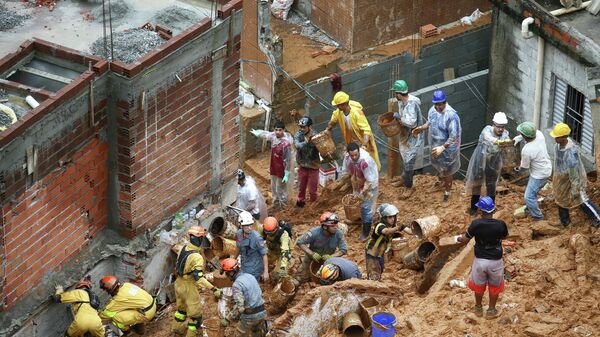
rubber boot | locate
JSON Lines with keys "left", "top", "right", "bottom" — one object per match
{"left": 358, "top": 223, "right": 371, "bottom": 242}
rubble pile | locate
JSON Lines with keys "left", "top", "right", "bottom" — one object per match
{"left": 150, "top": 6, "right": 205, "bottom": 34}
{"left": 0, "top": 3, "right": 31, "bottom": 31}
{"left": 89, "top": 28, "right": 166, "bottom": 64}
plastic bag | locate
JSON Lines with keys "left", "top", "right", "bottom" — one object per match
{"left": 271, "top": 0, "right": 294, "bottom": 20}
{"left": 460, "top": 8, "right": 482, "bottom": 26}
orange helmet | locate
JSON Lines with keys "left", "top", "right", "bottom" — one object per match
{"left": 99, "top": 275, "right": 120, "bottom": 294}
{"left": 263, "top": 217, "right": 278, "bottom": 233}
{"left": 221, "top": 258, "right": 239, "bottom": 272}
{"left": 76, "top": 278, "right": 92, "bottom": 290}
{"left": 318, "top": 264, "right": 340, "bottom": 285}
{"left": 319, "top": 212, "right": 339, "bottom": 226}
{"left": 188, "top": 226, "right": 206, "bottom": 237}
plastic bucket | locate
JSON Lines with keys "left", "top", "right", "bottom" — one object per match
{"left": 410, "top": 215, "right": 440, "bottom": 239}
{"left": 309, "top": 260, "right": 323, "bottom": 284}
{"left": 390, "top": 236, "right": 410, "bottom": 263}
{"left": 211, "top": 237, "right": 238, "bottom": 258}
{"left": 403, "top": 241, "right": 436, "bottom": 270}
{"left": 377, "top": 112, "right": 401, "bottom": 137}
{"left": 312, "top": 131, "right": 336, "bottom": 158}
{"left": 209, "top": 216, "right": 238, "bottom": 240}
{"left": 342, "top": 194, "right": 362, "bottom": 222}
{"left": 203, "top": 317, "right": 224, "bottom": 337}
{"left": 270, "top": 277, "right": 296, "bottom": 312}
{"left": 371, "top": 312, "right": 396, "bottom": 337}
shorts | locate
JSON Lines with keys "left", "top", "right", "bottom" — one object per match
{"left": 468, "top": 257, "right": 505, "bottom": 296}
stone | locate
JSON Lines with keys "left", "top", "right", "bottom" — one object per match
{"left": 531, "top": 221, "right": 562, "bottom": 238}
{"left": 524, "top": 323, "right": 558, "bottom": 337}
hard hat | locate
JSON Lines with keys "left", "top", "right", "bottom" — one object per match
{"left": 432, "top": 90, "right": 447, "bottom": 103}
{"left": 516, "top": 121, "right": 536, "bottom": 139}
{"left": 550, "top": 122, "right": 571, "bottom": 138}
{"left": 238, "top": 211, "right": 255, "bottom": 226}
{"left": 99, "top": 275, "right": 120, "bottom": 294}
{"left": 298, "top": 116, "right": 313, "bottom": 127}
{"left": 391, "top": 80, "right": 408, "bottom": 94}
{"left": 188, "top": 226, "right": 206, "bottom": 237}
{"left": 263, "top": 216, "right": 278, "bottom": 233}
{"left": 75, "top": 278, "right": 92, "bottom": 290}
{"left": 318, "top": 264, "right": 340, "bottom": 284}
{"left": 221, "top": 258, "right": 239, "bottom": 272}
{"left": 492, "top": 112, "right": 508, "bottom": 125}
{"left": 319, "top": 211, "right": 339, "bottom": 226}
{"left": 236, "top": 169, "right": 245, "bottom": 181}
{"left": 475, "top": 196, "right": 495, "bottom": 213}
{"left": 379, "top": 203, "right": 399, "bottom": 217}
{"left": 331, "top": 91, "right": 350, "bottom": 106}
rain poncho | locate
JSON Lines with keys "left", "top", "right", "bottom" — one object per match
{"left": 465, "top": 125, "right": 510, "bottom": 195}
{"left": 341, "top": 148, "right": 379, "bottom": 193}
{"left": 330, "top": 100, "right": 381, "bottom": 169}
{"left": 427, "top": 103, "right": 461, "bottom": 177}
{"left": 236, "top": 176, "right": 267, "bottom": 222}
{"left": 395, "top": 95, "right": 425, "bottom": 170}
{"left": 553, "top": 138, "right": 588, "bottom": 209}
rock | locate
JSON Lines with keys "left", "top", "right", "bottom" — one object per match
{"left": 524, "top": 323, "right": 558, "bottom": 337}
{"left": 573, "top": 325, "right": 594, "bottom": 337}
{"left": 533, "top": 303, "right": 549, "bottom": 313}
{"left": 538, "top": 314, "right": 563, "bottom": 324}
{"left": 464, "top": 313, "right": 480, "bottom": 325}
{"left": 406, "top": 317, "right": 422, "bottom": 331}
{"left": 531, "top": 221, "right": 562, "bottom": 238}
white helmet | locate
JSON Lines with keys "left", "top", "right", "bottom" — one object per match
{"left": 379, "top": 203, "right": 399, "bottom": 217}
{"left": 238, "top": 211, "right": 254, "bottom": 226}
{"left": 492, "top": 112, "right": 508, "bottom": 125}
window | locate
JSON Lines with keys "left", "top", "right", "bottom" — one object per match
{"left": 552, "top": 76, "right": 593, "bottom": 155}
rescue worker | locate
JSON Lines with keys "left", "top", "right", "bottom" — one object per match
{"left": 220, "top": 258, "right": 267, "bottom": 337}
{"left": 340, "top": 142, "right": 379, "bottom": 242}
{"left": 98, "top": 275, "right": 156, "bottom": 336}
{"left": 513, "top": 122, "right": 552, "bottom": 220}
{"left": 53, "top": 276, "right": 104, "bottom": 337}
{"left": 412, "top": 89, "right": 461, "bottom": 202}
{"left": 172, "top": 226, "right": 222, "bottom": 336}
{"left": 236, "top": 169, "right": 267, "bottom": 222}
{"left": 390, "top": 80, "right": 424, "bottom": 191}
{"left": 234, "top": 211, "right": 269, "bottom": 283}
{"left": 259, "top": 216, "right": 293, "bottom": 282}
{"left": 365, "top": 203, "right": 406, "bottom": 281}
{"left": 250, "top": 121, "right": 293, "bottom": 209}
{"left": 293, "top": 116, "right": 321, "bottom": 207}
{"left": 293, "top": 212, "right": 348, "bottom": 286}
{"left": 317, "top": 257, "right": 362, "bottom": 285}
{"left": 549, "top": 123, "right": 600, "bottom": 227}
{"left": 326, "top": 91, "right": 381, "bottom": 169}
{"left": 456, "top": 196, "right": 508, "bottom": 319}
{"left": 465, "top": 112, "right": 512, "bottom": 215}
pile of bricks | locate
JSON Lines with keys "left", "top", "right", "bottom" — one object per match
{"left": 420, "top": 24, "right": 439, "bottom": 38}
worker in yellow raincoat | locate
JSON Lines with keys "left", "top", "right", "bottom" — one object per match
{"left": 53, "top": 276, "right": 105, "bottom": 337}
{"left": 99, "top": 275, "right": 156, "bottom": 335}
{"left": 326, "top": 91, "right": 381, "bottom": 169}
{"left": 173, "top": 226, "right": 222, "bottom": 336}
{"left": 259, "top": 217, "right": 293, "bottom": 283}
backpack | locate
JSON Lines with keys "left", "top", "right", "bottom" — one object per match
{"left": 83, "top": 288, "right": 100, "bottom": 310}
{"left": 175, "top": 247, "right": 197, "bottom": 277}
{"left": 275, "top": 220, "right": 293, "bottom": 241}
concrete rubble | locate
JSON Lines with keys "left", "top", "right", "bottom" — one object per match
{"left": 0, "top": 3, "right": 31, "bottom": 31}
{"left": 89, "top": 28, "right": 166, "bottom": 63}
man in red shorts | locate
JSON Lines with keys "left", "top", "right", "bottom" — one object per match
{"left": 456, "top": 196, "right": 508, "bottom": 319}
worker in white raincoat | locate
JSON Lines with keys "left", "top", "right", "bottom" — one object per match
{"left": 465, "top": 112, "right": 512, "bottom": 215}
{"left": 413, "top": 89, "right": 461, "bottom": 202}
{"left": 390, "top": 80, "right": 424, "bottom": 192}
{"left": 550, "top": 123, "right": 600, "bottom": 228}
{"left": 236, "top": 170, "right": 267, "bottom": 223}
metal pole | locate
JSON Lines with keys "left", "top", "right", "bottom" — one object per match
{"left": 108, "top": 0, "right": 115, "bottom": 61}
{"left": 102, "top": 0, "right": 107, "bottom": 58}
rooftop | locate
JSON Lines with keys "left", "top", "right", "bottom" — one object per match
{"left": 559, "top": 6, "right": 600, "bottom": 46}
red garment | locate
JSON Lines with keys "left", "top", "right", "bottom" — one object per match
{"left": 297, "top": 167, "right": 319, "bottom": 202}
{"left": 468, "top": 278, "right": 505, "bottom": 296}
{"left": 270, "top": 139, "right": 290, "bottom": 178}
{"left": 346, "top": 159, "right": 369, "bottom": 181}
{"left": 330, "top": 73, "right": 342, "bottom": 93}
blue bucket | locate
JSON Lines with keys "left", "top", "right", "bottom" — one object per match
{"left": 371, "top": 312, "right": 396, "bottom": 337}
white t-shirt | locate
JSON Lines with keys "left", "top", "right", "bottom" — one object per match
{"left": 520, "top": 130, "right": 552, "bottom": 179}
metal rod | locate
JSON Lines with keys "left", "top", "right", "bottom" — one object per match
{"left": 108, "top": 0, "right": 114, "bottom": 61}
{"left": 102, "top": 0, "right": 107, "bottom": 58}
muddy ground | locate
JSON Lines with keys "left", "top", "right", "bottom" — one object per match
{"left": 145, "top": 149, "right": 600, "bottom": 337}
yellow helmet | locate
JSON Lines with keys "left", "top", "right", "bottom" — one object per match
{"left": 550, "top": 123, "right": 571, "bottom": 138}
{"left": 331, "top": 91, "right": 350, "bottom": 106}
{"left": 318, "top": 264, "right": 340, "bottom": 285}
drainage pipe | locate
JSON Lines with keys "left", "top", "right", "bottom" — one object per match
{"left": 521, "top": 17, "right": 543, "bottom": 129}
{"left": 550, "top": 1, "right": 591, "bottom": 16}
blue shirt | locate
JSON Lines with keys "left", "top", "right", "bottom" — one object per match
{"left": 236, "top": 229, "right": 267, "bottom": 280}
{"left": 232, "top": 272, "right": 266, "bottom": 321}
{"left": 324, "top": 257, "right": 362, "bottom": 280}
{"left": 296, "top": 226, "right": 348, "bottom": 255}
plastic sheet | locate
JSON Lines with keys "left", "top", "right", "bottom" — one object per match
{"left": 465, "top": 125, "right": 509, "bottom": 195}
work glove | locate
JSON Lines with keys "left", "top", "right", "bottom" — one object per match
{"left": 311, "top": 252, "right": 322, "bottom": 262}
{"left": 220, "top": 318, "right": 230, "bottom": 327}
{"left": 496, "top": 139, "right": 512, "bottom": 147}
{"left": 282, "top": 170, "right": 290, "bottom": 183}
{"left": 54, "top": 285, "right": 64, "bottom": 295}
{"left": 513, "top": 135, "right": 523, "bottom": 146}
{"left": 393, "top": 112, "right": 401, "bottom": 119}
{"left": 250, "top": 129, "right": 263, "bottom": 137}
{"left": 213, "top": 288, "right": 222, "bottom": 299}
{"left": 431, "top": 146, "right": 445, "bottom": 158}
{"left": 411, "top": 127, "right": 422, "bottom": 137}
{"left": 321, "top": 254, "right": 332, "bottom": 262}
{"left": 274, "top": 267, "right": 288, "bottom": 279}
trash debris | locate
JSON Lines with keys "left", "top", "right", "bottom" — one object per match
{"left": 448, "top": 279, "right": 466, "bottom": 288}
{"left": 89, "top": 28, "right": 166, "bottom": 63}
{"left": 271, "top": 0, "right": 294, "bottom": 20}
{"left": 0, "top": 3, "right": 31, "bottom": 31}
{"left": 460, "top": 8, "right": 482, "bottom": 26}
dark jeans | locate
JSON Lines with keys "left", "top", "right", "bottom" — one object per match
{"left": 558, "top": 200, "right": 600, "bottom": 227}
{"left": 403, "top": 156, "right": 417, "bottom": 188}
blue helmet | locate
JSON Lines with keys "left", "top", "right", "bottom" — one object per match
{"left": 475, "top": 196, "right": 495, "bottom": 213}
{"left": 432, "top": 90, "right": 446, "bottom": 104}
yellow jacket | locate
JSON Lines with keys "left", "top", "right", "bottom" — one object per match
{"left": 178, "top": 243, "right": 215, "bottom": 290}
{"left": 60, "top": 289, "right": 103, "bottom": 323}
{"left": 330, "top": 100, "right": 380, "bottom": 169}
{"left": 100, "top": 283, "right": 154, "bottom": 320}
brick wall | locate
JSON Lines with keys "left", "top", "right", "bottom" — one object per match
{"left": 311, "top": 0, "right": 353, "bottom": 48}
{"left": 240, "top": 0, "right": 273, "bottom": 100}
{"left": 221, "top": 36, "right": 242, "bottom": 181}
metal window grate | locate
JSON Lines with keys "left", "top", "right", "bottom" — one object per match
{"left": 564, "top": 85, "right": 585, "bottom": 144}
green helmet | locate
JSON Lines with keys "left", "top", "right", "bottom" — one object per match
{"left": 516, "top": 121, "right": 536, "bottom": 139}
{"left": 391, "top": 80, "right": 408, "bottom": 94}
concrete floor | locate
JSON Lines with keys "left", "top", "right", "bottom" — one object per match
{"left": 0, "top": 0, "right": 214, "bottom": 55}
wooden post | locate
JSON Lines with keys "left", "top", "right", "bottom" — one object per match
{"left": 387, "top": 98, "right": 402, "bottom": 178}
